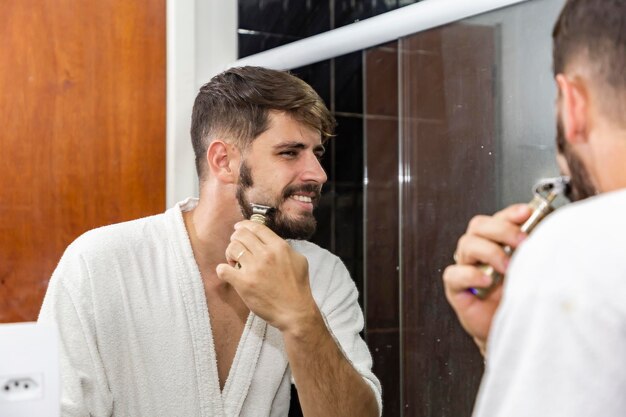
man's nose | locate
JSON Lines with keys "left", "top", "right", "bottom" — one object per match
{"left": 301, "top": 152, "right": 328, "bottom": 184}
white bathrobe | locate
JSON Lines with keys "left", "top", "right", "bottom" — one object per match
{"left": 39, "top": 198, "right": 382, "bottom": 417}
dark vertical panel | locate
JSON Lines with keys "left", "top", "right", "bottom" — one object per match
{"left": 0, "top": 0, "right": 166, "bottom": 322}
{"left": 400, "top": 24, "right": 497, "bottom": 417}
{"left": 334, "top": 52, "right": 364, "bottom": 114}
{"left": 364, "top": 42, "right": 400, "bottom": 417}
{"left": 334, "top": 116, "right": 364, "bottom": 299}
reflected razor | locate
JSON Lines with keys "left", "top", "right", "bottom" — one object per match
{"left": 469, "top": 176, "right": 571, "bottom": 299}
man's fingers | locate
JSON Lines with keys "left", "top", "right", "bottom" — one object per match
{"left": 456, "top": 234, "right": 509, "bottom": 273}
{"left": 230, "top": 227, "right": 265, "bottom": 255}
{"left": 443, "top": 264, "right": 492, "bottom": 295}
{"left": 235, "top": 220, "right": 280, "bottom": 245}
{"left": 225, "top": 241, "right": 251, "bottom": 265}
{"left": 466, "top": 213, "right": 528, "bottom": 249}
{"left": 493, "top": 203, "right": 532, "bottom": 224}
{"left": 216, "top": 263, "right": 240, "bottom": 284}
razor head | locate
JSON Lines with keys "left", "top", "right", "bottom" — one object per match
{"left": 249, "top": 203, "right": 275, "bottom": 225}
{"left": 533, "top": 176, "right": 571, "bottom": 201}
{"left": 250, "top": 203, "right": 273, "bottom": 216}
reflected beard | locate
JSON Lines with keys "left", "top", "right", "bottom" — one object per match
{"left": 556, "top": 119, "right": 597, "bottom": 202}
{"left": 236, "top": 161, "right": 320, "bottom": 240}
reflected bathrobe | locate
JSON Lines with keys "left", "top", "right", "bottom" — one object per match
{"left": 39, "top": 198, "right": 382, "bottom": 417}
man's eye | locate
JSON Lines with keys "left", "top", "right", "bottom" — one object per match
{"left": 280, "top": 151, "right": 298, "bottom": 157}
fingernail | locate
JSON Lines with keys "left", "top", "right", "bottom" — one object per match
{"left": 482, "top": 274, "right": 493, "bottom": 286}
{"left": 517, "top": 232, "right": 527, "bottom": 244}
{"left": 503, "top": 258, "right": 510, "bottom": 271}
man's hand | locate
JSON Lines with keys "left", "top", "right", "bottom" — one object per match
{"left": 443, "top": 204, "right": 531, "bottom": 355}
{"left": 216, "top": 220, "right": 317, "bottom": 334}
{"left": 218, "top": 221, "right": 379, "bottom": 417}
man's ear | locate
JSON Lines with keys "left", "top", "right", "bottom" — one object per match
{"left": 206, "top": 140, "right": 240, "bottom": 184}
{"left": 556, "top": 74, "right": 590, "bottom": 145}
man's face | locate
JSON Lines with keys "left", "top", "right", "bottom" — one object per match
{"left": 556, "top": 115, "right": 597, "bottom": 201}
{"left": 236, "top": 112, "right": 327, "bottom": 240}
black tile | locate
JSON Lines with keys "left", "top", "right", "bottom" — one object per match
{"left": 334, "top": 0, "right": 374, "bottom": 28}
{"left": 238, "top": 0, "right": 259, "bottom": 33}
{"left": 291, "top": 60, "right": 332, "bottom": 114}
{"left": 334, "top": 183, "right": 363, "bottom": 290}
{"left": 284, "top": 0, "right": 331, "bottom": 37}
{"left": 373, "top": 0, "right": 400, "bottom": 16}
{"left": 333, "top": 115, "right": 363, "bottom": 183}
{"left": 239, "top": 0, "right": 330, "bottom": 38}
{"left": 238, "top": 0, "right": 284, "bottom": 36}
{"left": 333, "top": 52, "right": 363, "bottom": 114}
{"left": 399, "top": 0, "right": 421, "bottom": 6}
{"left": 238, "top": 33, "right": 298, "bottom": 59}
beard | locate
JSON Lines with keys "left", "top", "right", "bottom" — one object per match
{"left": 556, "top": 118, "right": 597, "bottom": 202}
{"left": 236, "top": 161, "right": 321, "bottom": 240}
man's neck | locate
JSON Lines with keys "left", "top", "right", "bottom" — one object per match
{"left": 591, "top": 127, "right": 626, "bottom": 193}
{"left": 182, "top": 196, "right": 243, "bottom": 289}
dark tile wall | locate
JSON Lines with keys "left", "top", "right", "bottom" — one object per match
{"left": 238, "top": 0, "right": 422, "bottom": 59}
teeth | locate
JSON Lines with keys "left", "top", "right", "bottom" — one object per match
{"left": 291, "top": 195, "right": 312, "bottom": 203}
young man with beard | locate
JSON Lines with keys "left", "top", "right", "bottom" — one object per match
{"left": 443, "top": 0, "right": 626, "bottom": 415}
{"left": 39, "top": 67, "right": 381, "bottom": 417}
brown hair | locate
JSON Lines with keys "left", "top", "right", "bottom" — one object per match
{"left": 190, "top": 66, "right": 335, "bottom": 182}
{"left": 552, "top": 0, "right": 626, "bottom": 123}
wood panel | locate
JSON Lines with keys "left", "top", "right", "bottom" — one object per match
{"left": 0, "top": 0, "right": 166, "bottom": 322}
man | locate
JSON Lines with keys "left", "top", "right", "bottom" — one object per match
{"left": 39, "top": 67, "right": 381, "bottom": 417}
{"left": 443, "top": 0, "right": 626, "bottom": 415}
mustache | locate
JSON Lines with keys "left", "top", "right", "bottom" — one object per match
{"left": 281, "top": 183, "right": 322, "bottom": 204}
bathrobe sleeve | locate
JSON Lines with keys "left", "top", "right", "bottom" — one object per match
{"left": 38, "top": 244, "right": 114, "bottom": 417}
{"left": 318, "top": 257, "right": 383, "bottom": 416}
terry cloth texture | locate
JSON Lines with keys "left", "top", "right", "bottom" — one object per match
{"left": 39, "top": 198, "right": 382, "bottom": 417}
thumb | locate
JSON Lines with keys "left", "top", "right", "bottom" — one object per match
{"left": 216, "top": 263, "right": 238, "bottom": 284}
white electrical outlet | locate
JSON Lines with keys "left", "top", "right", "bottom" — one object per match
{"left": 1, "top": 374, "right": 44, "bottom": 402}
{"left": 0, "top": 322, "right": 59, "bottom": 417}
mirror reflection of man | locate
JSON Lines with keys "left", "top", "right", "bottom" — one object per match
{"left": 39, "top": 67, "right": 381, "bottom": 417}
{"left": 444, "top": 0, "right": 626, "bottom": 415}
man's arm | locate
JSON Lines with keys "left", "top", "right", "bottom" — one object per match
{"left": 216, "top": 221, "right": 379, "bottom": 417}
{"left": 442, "top": 204, "right": 531, "bottom": 354}
{"left": 38, "top": 247, "right": 113, "bottom": 417}
{"left": 283, "top": 304, "right": 379, "bottom": 417}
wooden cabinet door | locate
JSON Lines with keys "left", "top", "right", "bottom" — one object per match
{"left": 0, "top": 0, "right": 166, "bottom": 322}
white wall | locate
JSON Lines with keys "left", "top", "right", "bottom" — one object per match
{"left": 166, "top": 0, "right": 238, "bottom": 207}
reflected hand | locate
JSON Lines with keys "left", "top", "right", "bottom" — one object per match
{"left": 216, "top": 220, "right": 317, "bottom": 334}
{"left": 442, "top": 204, "right": 531, "bottom": 355}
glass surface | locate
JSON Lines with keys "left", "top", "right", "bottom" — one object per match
{"left": 361, "top": 0, "right": 567, "bottom": 416}
{"left": 238, "top": 0, "right": 568, "bottom": 416}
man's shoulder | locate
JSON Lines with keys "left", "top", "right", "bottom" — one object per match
{"left": 507, "top": 188, "right": 626, "bottom": 295}
{"left": 288, "top": 240, "right": 354, "bottom": 290}
{"left": 288, "top": 240, "right": 346, "bottom": 272}
{"left": 527, "top": 188, "right": 626, "bottom": 247}
{"left": 66, "top": 212, "right": 167, "bottom": 259}
{"left": 288, "top": 239, "right": 336, "bottom": 260}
